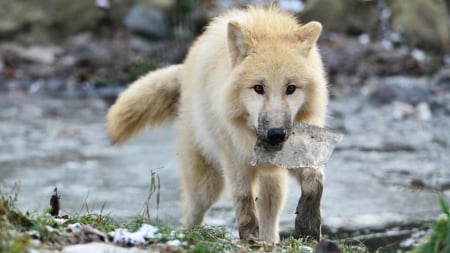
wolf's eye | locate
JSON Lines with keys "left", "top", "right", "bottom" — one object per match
{"left": 286, "top": 84, "right": 297, "bottom": 95}
{"left": 253, "top": 85, "right": 265, "bottom": 95}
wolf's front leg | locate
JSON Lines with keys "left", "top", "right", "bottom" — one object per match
{"left": 256, "top": 169, "right": 288, "bottom": 242}
{"left": 225, "top": 162, "right": 259, "bottom": 241}
{"left": 290, "top": 167, "right": 323, "bottom": 241}
{"left": 234, "top": 193, "right": 258, "bottom": 241}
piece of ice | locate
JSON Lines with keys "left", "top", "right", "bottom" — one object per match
{"left": 251, "top": 123, "right": 343, "bottom": 169}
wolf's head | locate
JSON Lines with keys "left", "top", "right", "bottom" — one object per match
{"left": 226, "top": 11, "right": 327, "bottom": 147}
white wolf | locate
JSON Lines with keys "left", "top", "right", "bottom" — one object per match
{"left": 107, "top": 6, "right": 328, "bottom": 242}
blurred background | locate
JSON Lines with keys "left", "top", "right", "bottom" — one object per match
{"left": 0, "top": 0, "right": 449, "bottom": 251}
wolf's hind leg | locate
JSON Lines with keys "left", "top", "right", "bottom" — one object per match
{"left": 256, "top": 169, "right": 288, "bottom": 243}
{"left": 179, "top": 135, "right": 224, "bottom": 227}
{"left": 290, "top": 167, "right": 323, "bottom": 241}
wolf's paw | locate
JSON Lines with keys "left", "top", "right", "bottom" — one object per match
{"left": 239, "top": 225, "right": 259, "bottom": 243}
{"left": 293, "top": 214, "right": 321, "bottom": 241}
{"left": 240, "top": 233, "right": 259, "bottom": 244}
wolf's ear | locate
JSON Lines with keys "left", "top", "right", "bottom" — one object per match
{"left": 228, "top": 22, "right": 249, "bottom": 67}
{"left": 297, "top": 21, "right": 322, "bottom": 56}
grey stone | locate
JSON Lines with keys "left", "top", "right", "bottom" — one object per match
{"left": 370, "top": 76, "right": 431, "bottom": 105}
{"left": 429, "top": 93, "right": 450, "bottom": 115}
{"left": 432, "top": 67, "right": 450, "bottom": 90}
{"left": 124, "top": 4, "right": 170, "bottom": 39}
{"left": 0, "top": 43, "right": 62, "bottom": 65}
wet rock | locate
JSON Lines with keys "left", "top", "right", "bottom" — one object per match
{"left": 0, "top": 43, "right": 62, "bottom": 65}
{"left": 432, "top": 67, "right": 450, "bottom": 91}
{"left": 321, "top": 38, "right": 428, "bottom": 89}
{"left": 321, "top": 38, "right": 368, "bottom": 77}
{"left": 63, "top": 42, "right": 112, "bottom": 68}
{"left": 128, "top": 38, "right": 187, "bottom": 64}
{"left": 429, "top": 93, "right": 450, "bottom": 116}
{"left": 124, "top": 4, "right": 170, "bottom": 39}
{"left": 66, "top": 33, "right": 94, "bottom": 47}
{"left": 400, "top": 229, "right": 432, "bottom": 250}
{"left": 128, "top": 36, "right": 154, "bottom": 54}
{"left": 20, "top": 46, "right": 62, "bottom": 65}
{"left": 420, "top": 67, "right": 450, "bottom": 115}
{"left": 81, "top": 225, "right": 107, "bottom": 242}
{"left": 369, "top": 76, "right": 431, "bottom": 105}
{"left": 63, "top": 223, "right": 107, "bottom": 243}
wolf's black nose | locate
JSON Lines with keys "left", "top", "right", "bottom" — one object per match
{"left": 267, "top": 128, "right": 286, "bottom": 145}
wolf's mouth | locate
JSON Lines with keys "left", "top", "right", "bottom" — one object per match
{"left": 255, "top": 137, "right": 285, "bottom": 152}
{"left": 255, "top": 129, "right": 290, "bottom": 152}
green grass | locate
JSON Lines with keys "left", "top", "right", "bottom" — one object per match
{"left": 180, "top": 226, "right": 240, "bottom": 252}
{"left": 0, "top": 190, "right": 327, "bottom": 253}
{"left": 65, "top": 213, "right": 118, "bottom": 232}
{"left": 0, "top": 185, "right": 32, "bottom": 253}
{"left": 413, "top": 197, "right": 450, "bottom": 253}
{"left": 1, "top": 185, "right": 448, "bottom": 253}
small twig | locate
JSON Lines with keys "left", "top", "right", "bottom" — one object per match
{"left": 142, "top": 169, "right": 161, "bottom": 221}
{"left": 156, "top": 173, "right": 160, "bottom": 221}
{"left": 79, "top": 192, "right": 91, "bottom": 214}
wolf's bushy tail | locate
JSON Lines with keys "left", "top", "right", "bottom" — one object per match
{"left": 106, "top": 64, "right": 182, "bottom": 144}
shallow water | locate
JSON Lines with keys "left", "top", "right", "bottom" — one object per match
{"left": 0, "top": 94, "right": 449, "bottom": 248}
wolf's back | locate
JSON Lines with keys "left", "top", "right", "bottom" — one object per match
{"left": 106, "top": 64, "right": 182, "bottom": 144}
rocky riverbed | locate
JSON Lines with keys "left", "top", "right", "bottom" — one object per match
{"left": 1, "top": 72, "right": 449, "bottom": 250}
